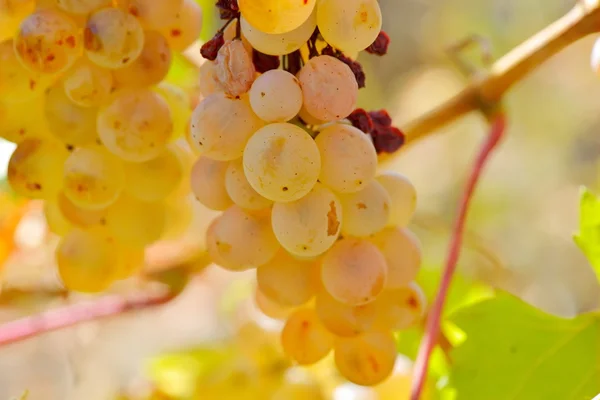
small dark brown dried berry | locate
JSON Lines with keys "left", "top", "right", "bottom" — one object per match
{"left": 369, "top": 109, "right": 392, "bottom": 127}
{"left": 372, "top": 125, "right": 405, "bottom": 154}
{"left": 366, "top": 31, "right": 391, "bottom": 56}
{"left": 347, "top": 108, "right": 374, "bottom": 134}
{"left": 200, "top": 32, "right": 225, "bottom": 61}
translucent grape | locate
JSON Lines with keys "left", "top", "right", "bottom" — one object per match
{"left": 373, "top": 283, "right": 427, "bottom": 331}
{"left": 0, "top": 0, "right": 34, "bottom": 42}
{"left": 14, "top": 8, "right": 81, "bottom": 74}
{"left": 155, "top": 82, "right": 190, "bottom": 140}
{"left": 368, "top": 227, "right": 421, "bottom": 289}
{"left": 113, "top": 31, "right": 172, "bottom": 88}
{"left": 321, "top": 237, "right": 387, "bottom": 305}
{"left": 84, "top": 8, "right": 144, "bottom": 69}
{"left": 157, "top": 0, "right": 202, "bottom": 52}
{"left": 249, "top": 69, "right": 303, "bottom": 122}
{"left": 97, "top": 88, "right": 173, "bottom": 162}
{"left": 105, "top": 195, "right": 166, "bottom": 247}
{"left": 315, "top": 290, "right": 376, "bottom": 337}
{"left": 124, "top": 146, "right": 183, "bottom": 202}
{"left": 334, "top": 331, "right": 396, "bottom": 386}
{"left": 0, "top": 97, "right": 49, "bottom": 143}
{"left": 239, "top": 0, "right": 317, "bottom": 34}
{"left": 62, "top": 58, "right": 113, "bottom": 108}
{"left": 190, "top": 156, "right": 232, "bottom": 211}
{"left": 281, "top": 308, "right": 334, "bottom": 365}
{"left": 271, "top": 183, "right": 341, "bottom": 257}
{"left": 255, "top": 288, "right": 292, "bottom": 320}
{"left": 56, "top": 0, "right": 110, "bottom": 14}
{"left": 339, "top": 180, "right": 390, "bottom": 237}
{"left": 215, "top": 39, "right": 256, "bottom": 97}
{"left": 243, "top": 123, "right": 321, "bottom": 202}
{"left": 57, "top": 191, "right": 107, "bottom": 228}
{"left": 240, "top": 8, "right": 315, "bottom": 56}
{"left": 56, "top": 228, "right": 117, "bottom": 293}
{"left": 317, "top": 0, "right": 382, "bottom": 54}
{"left": 63, "top": 147, "right": 125, "bottom": 210}
{"left": 225, "top": 159, "right": 272, "bottom": 211}
{"left": 117, "top": 0, "right": 183, "bottom": 29}
{"left": 0, "top": 39, "right": 52, "bottom": 102}
{"left": 256, "top": 250, "right": 319, "bottom": 307}
{"left": 206, "top": 206, "right": 280, "bottom": 271}
{"left": 44, "top": 84, "right": 98, "bottom": 146}
{"left": 189, "top": 93, "right": 263, "bottom": 160}
{"left": 44, "top": 200, "right": 72, "bottom": 235}
{"left": 8, "top": 138, "right": 68, "bottom": 199}
{"left": 198, "top": 61, "right": 224, "bottom": 97}
{"left": 298, "top": 55, "right": 358, "bottom": 122}
{"left": 315, "top": 124, "right": 377, "bottom": 193}
{"left": 376, "top": 172, "right": 417, "bottom": 227}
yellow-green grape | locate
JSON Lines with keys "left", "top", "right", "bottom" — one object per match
{"left": 271, "top": 183, "right": 341, "bottom": 257}
{"left": 315, "top": 124, "right": 377, "bottom": 193}
{"left": 298, "top": 55, "right": 358, "bottom": 122}
{"left": 281, "top": 308, "right": 334, "bottom": 365}
{"left": 84, "top": 8, "right": 145, "bottom": 69}
{"left": 256, "top": 250, "right": 319, "bottom": 307}
{"left": 239, "top": 0, "right": 317, "bottom": 34}
{"left": 249, "top": 69, "right": 303, "bottom": 122}
{"left": 113, "top": 245, "right": 145, "bottom": 280}
{"left": 376, "top": 172, "right": 417, "bottom": 227}
{"left": 225, "top": 159, "right": 272, "bottom": 211}
{"left": 8, "top": 138, "right": 68, "bottom": 199}
{"left": 124, "top": 146, "right": 183, "bottom": 202}
{"left": 56, "top": 0, "right": 110, "bottom": 14}
{"left": 321, "top": 237, "right": 387, "bottom": 306}
{"left": 368, "top": 227, "right": 421, "bottom": 289}
{"left": 190, "top": 156, "right": 232, "bottom": 211}
{"left": 158, "top": 0, "right": 202, "bottom": 52}
{"left": 105, "top": 195, "right": 166, "bottom": 247}
{"left": 255, "top": 287, "right": 292, "bottom": 320}
{"left": 113, "top": 30, "right": 172, "bottom": 89}
{"left": 373, "top": 283, "right": 426, "bottom": 331}
{"left": 117, "top": 0, "right": 183, "bottom": 29}
{"left": 14, "top": 8, "right": 81, "bottom": 74}
{"left": 0, "top": 0, "right": 34, "bottom": 41}
{"left": 198, "top": 61, "right": 223, "bottom": 97}
{"left": 0, "top": 39, "right": 52, "bottom": 102}
{"left": 339, "top": 180, "right": 390, "bottom": 237}
{"left": 215, "top": 39, "right": 256, "bottom": 97}
{"left": 334, "top": 330, "right": 396, "bottom": 386}
{"left": 273, "top": 381, "right": 325, "bottom": 400}
{"left": 189, "top": 93, "right": 263, "bottom": 160}
{"left": 206, "top": 206, "right": 280, "bottom": 271}
{"left": 243, "top": 123, "right": 321, "bottom": 202}
{"left": 57, "top": 190, "right": 107, "bottom": 227}
{"left": 44, "top": 200, "right": 72, "bottom": 235}
{"left": 97, "top": 88, "right": 173, "bottom": 162}
{"left": 240, "top": 8, "right": 315, "bottom": 56}
{"left": 315, "top": 289, "right": 376, "bottom": 337}
{"left": 155, "top": 82, "right": 190, "bottom": 140}
{"left": 56, "top": 228, "right": 118, "bottom": 293}
{"left": 44, "top": 84, "right": 98, "bottom": 146}
{"left": 317, "top": 0, "right": 382, "bottom": 54}
{"left": 62, "top": 57, "right": 113, "bottom": 108}
{"left": 0, "top": 97, "right": 49, "bottom": 143}
{"left": 63, "top": 147, "right": 126, "bottom": 210}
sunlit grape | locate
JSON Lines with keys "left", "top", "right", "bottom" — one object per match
{"left": 315, "top": 289, "right": 376, "bottom": 337}
{"left": 124, "top": 146, "right": 183, "bottom": 202}
{"left": 373, "top": 283, "right": 427, "bottom": 331}
{"left": 118, "top": 0, "right": 183, "bottom": 29}
{"left": 62, "top": 58, "right": 113, "bottom": 108}
{"left": 339, "top": 180, "right": 390, "bottom": 237}
{"left": 105, "top": 195, "right": 166, "bottom": 247}
{"left": 281, "top": 308, "right": 334, "bottom": 365}
{"left": 56, "top": 0, "right": 110, "bottom": 14}
{"left": 225, "top": 159, "right": 272, "bottom": 211}
{"left": 157, "top": 0, "right": 202, "bottom": 52}
{"left": 255, "top": 287, "right": 293, "bottom": 320}
{"left": 190, "top": 156, "right": 232, "bottom": 211}
{"left": 249, "top": 69, "right": 303, "bottom": 122}
{"left": 155, "top": 82, "right": 191, "bottom": 140}
{"left": 0, "top": 97, "right": 49, "bottom": 143}
{"left": 376, "top": 172, "right": 417, "bottom": 227}
{"left": 239, "top": 0, "right": 317, "bottom": 34}
{"left": 57, "top": 191, "right": 107, "bottom": 228}
{"left": 44, "top": 200, "right": 72, "bottom": 235}
{"left": 297, "top": 104, "right": 325, "bottom": 126}
{"left": 368, "top": 227, "right": 421, "bottom": 289}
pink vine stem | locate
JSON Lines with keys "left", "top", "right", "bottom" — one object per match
{"left": 410, "top": 113, "right": 507, "bottom": 399}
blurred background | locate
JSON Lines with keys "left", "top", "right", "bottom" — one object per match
{"left": 1, "top": 0, "right": 600, "bottom": 399}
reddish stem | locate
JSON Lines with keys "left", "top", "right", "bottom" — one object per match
{"left": 410, "top": 113, "right": 506, "bottom": 399}
{"left": 0, "top": 290, "right": 175, "bottom": 346}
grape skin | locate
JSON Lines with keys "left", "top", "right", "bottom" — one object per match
{"left": 225, "top": 159, "right": 273, "bottom": 211}
{"left": 117, "top": 0, "right": 183, "bottom": 29}
{"left": 0, "top": 97, "right": 49, "bottom": 143}
{"left": 105, "top": 195, "right": 166, "bottom": 248}
{"left": 238, "top": 0, "right": 317, "bottom": 35}
{"left": 369, "top": 227, "right": 422, "bottom": 289}
{"left": 158, "top": 0, "right": 203, "bottom": 52}
{"left": 215, "top": 39, "right": 256, "bottom": 97}
{"left": 249, "top": 69, "right": 303, "bottom": 123}
{"left": 281, "top": 308, "right": 334, "bottom": 365}
{"left": 372, "top": 283, "right": 427, "bottom": 331}
{"left": 339, "top": 180, "right": 391, "bottom": 237}
{"left": 376, "top": 171, "right": 417, "bottom": 227}
{"left": 56, "top": 0, "right": 111, "bottom": 14}
{"left": 62, "top": 58, "right": 113, "bottom": 108}
{"left": 315, "top": 290, "right": 376, "bottom": 337}
{"left": 0, "top": 39, "right": 52, "bottom": 102}
{"left": 190, "top": 156, "right": 233, "bottom": 211}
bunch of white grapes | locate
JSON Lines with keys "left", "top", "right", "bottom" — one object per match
{"left": 191, "top": 0, "right": 426, "bottom": 386}
{"left": 0, "top": 0, "right": 203, "bottom": 291}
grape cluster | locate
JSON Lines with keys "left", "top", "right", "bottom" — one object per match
{"left": 193, "top": 0, "right": 425, "bottom": 387}
{"left": 0, "top": 0, "right": 203, "bottom": 291}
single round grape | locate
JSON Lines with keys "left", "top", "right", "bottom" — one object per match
{"left": 198, "top": 61, "right": 224, "bottom": 97}
{"left": 239, "top": 0, "right": 317, "bottom": 34}
{"left": 315, "top": 290, "right": 376, "bottom": 337}
{"left": 373, "top": 283, "right": 427, "bottom": 331}
{"left": 281, "top": 308, "right": 334, "bottom": 365}
{"left": 44, "top": 84, "right": 98, "bottom": 146}
{"left": 63, "top": 147, "right": 126, "bottom": 210}
{"left": 317, "top": 0, "right": 382, "bottom": 54}
{"left": 206, "top": 206, "right": 280, "bottom": 271}
{"left": 249, "top": 69, "right": 303, "bottom": 122}
{"left": 155, "top": 82, "right": 191, "bottom": 140}
{"left": 271, "top": 183, "right": 341, "bottom": 257}
{"left": 56, "top": 229, "right": 118, "bottom": 293}
{"left": 189, "top": 93, "right": 263, "bottom": 160}
{"left": 113, "top": 30, "right": 172, "bottom": 88}
{"left": 97, "top": 88, "right": 173, "bottom": 162}
{"left": 321, "top": 238, "right": 387, "bottom": 305}
{"left": 0, "top": 97, "right": 49, "bottom": 143}
{"left": 215, "top": 39, "right": 256, "bottom": 97}
{"left": 256, "top": 250, "right": 319, "bottom": 307}
{"left": 56, "top": 0, "right": 111, "bottom": 14}
{"left": 124, "top": 146, "right": 183, "bottom": 202}
{"left": 368, "top": 227, "right": 421, "bottom": 289}
{"left": 225, "top": 159, "right": 272, "bottom": 211}
{"left": 57, "top": 191, "right": 107, "bottom": 228}
{"left": 44, "top": 200, "right": 72, "bottom": 235}
{"left": 298, "top": 55, "right": 358, "bottom": 122}
{"left": 84, "top": 8, "right": 145, "bottom": 69}
{"left": 315, "top": 123, "right": 377, "bottom": 193}
{"left": 118, "top": 0, "right": 183, "bottom": 29}
{"left": 190, "top": 156, "right": 232, "bottom": 211}
{"left": 243, "top": 123, "right": 321, "bottom": 202}
{"left": 8, "top": 138, "right": 68, "bottom": 199}
{"left": 105, "top": 195, "right": 166, "bottom": 247}
{"left": 113, "top": 245, "right": 145, "bottom": 280}
{"left": 334, "top": 331, "right": 396, "bottom": 386}
{"left": 376, "top": 172, "right": 417, "bottom": 227}
{"left": 158, "top": 0, "right": 202, "bottom": 52}
{"left": 240, "top": 8, "right": 315, "bottom": 56}
{"left": 339, "top": 180, "right": 390, "bottom": 237}
{"left": 0, "top": 39, "right": 52, "bottom": 102}
{"left": 62, "top": 58, "right": 113, "bottom": 108}
{"left": 14, "top": 8, "right": 81, "bottom": 74}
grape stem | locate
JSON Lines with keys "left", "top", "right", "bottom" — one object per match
{"left": 410, "top": 113, "right": 507, "bottom": 400}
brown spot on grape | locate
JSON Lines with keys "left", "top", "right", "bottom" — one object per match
{"left": 84, "top": 28, "right": 102, "bottom": 51}
{"left": 216, "top": 240, "right": 232, "bottom": 254}
{"left": 260, "top": 92, "right": 266, "bottom": 97}
{"left": 122, "top": 57, "right": 130, "bottom": 64}
{"left": 171, "top": 29, "right": 182, "bottom": 37}
{"left": 357, "top": 202, "right": 367, "bottom": 209}
{"left": 65, "top": 36, "right": 76, "bottom": 48}
{"left": 29, "top": 79, "right": 36, "bottom": 90}
{"left": 26, "top": 182, "right": 42, "bottom": 191}
{"left": 407, "top": 295, "right": 418, "bottom": 309}
{"left": 327, "top": 201, "right": 339, "bottom": 236}
{"left": 45, "top": 54, "right": 55, "bottom": 62}
{"left": 128, "top": 5, "right": 139, "bottom": 16}
{"left": 367, "top": 355, "right": 380, "bottom": 373}
{"left": 113, "top": 121, "right": 121, "bottom": 129}
{"left": 282, "top": 186, "right": 288, "bottom": 191}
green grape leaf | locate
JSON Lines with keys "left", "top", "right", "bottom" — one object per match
{"left": 448, "top": 292, "right": 600, "bottom": 400}
{"left": 574, "top": 186, "right": 600, "bottom": 281}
